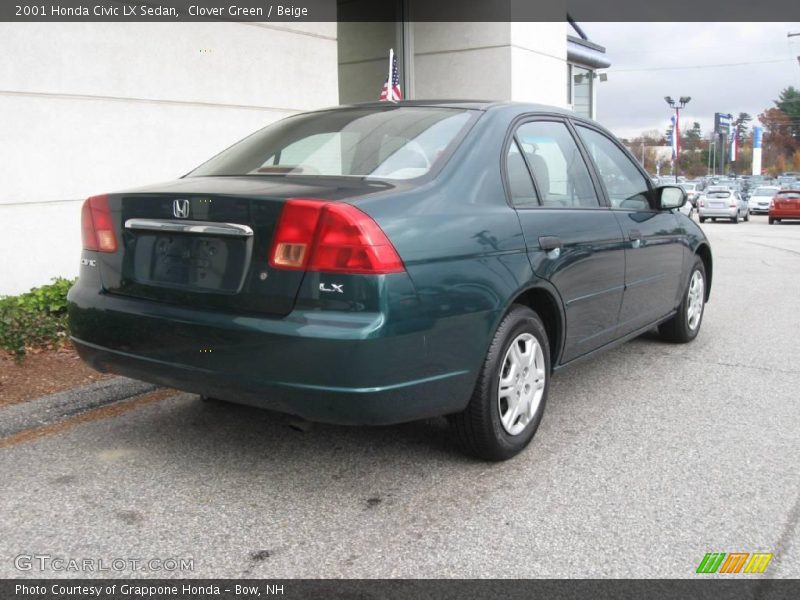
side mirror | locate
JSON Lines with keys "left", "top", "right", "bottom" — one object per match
{"left": 656, "top": 185, "right": 687, "bottom": 210}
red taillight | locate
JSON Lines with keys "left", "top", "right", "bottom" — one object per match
{"left": 699, "top": 199, "right": 705, "bottom": 207}
{"left": 269, "top": 199, "right": 404, "bottom": 274}
{"left": 81, "top": 194, "right": 117, "bottom": 252}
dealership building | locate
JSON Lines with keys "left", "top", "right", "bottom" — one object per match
{"left": 0, "top": 17, "right": 609, "bottom": 295}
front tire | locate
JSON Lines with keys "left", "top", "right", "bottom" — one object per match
{"left": 659, "top": 255, "right": 706, "bottom": 343}
{"left": 450, "top": 305, "right": 550, "bottom": 461}
{"left": 699, "top": 217, "right": 706, "bottom": 223}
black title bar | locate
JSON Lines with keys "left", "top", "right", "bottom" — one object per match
{"left": 2, "top": 0, "right": 800, "bottom": 22}
{"left": 3, "top": 579, "right": 800, "bottom": 600}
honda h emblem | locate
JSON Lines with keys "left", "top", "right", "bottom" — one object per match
{"left": 173, "top": 198, "right": 190, "bottom": 219}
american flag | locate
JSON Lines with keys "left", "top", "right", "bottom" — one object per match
{"left": 379, "top": 49, "right": 402, "bottom": 102}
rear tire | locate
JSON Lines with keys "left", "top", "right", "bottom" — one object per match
{"left": 732, "top": 214, "right": 739, "bottom": 224}
{"left": 699, "top": 217, "right": 706, "bottom": 223}
{"left": 659, "top": 255, "right": 706, "bottom": 343}
{"left": 769, "top": 217, "right": 774, "bottom": 224}
{"left": 450, "top": 305, "right": 550, "bottom": 461}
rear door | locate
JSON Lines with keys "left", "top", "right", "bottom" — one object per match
{"left": 573, "top": 123, "right": 685, "bottom": 335}
{"left": 506, "top": 117, "right": 626, "bottom": 363}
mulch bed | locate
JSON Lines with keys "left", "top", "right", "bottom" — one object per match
{"left": 0, "top": 344, "right": 113, "bottom": 408}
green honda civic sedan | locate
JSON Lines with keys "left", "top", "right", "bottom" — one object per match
{"left": 68, "top": 101, "right": 712, "bottom": 460}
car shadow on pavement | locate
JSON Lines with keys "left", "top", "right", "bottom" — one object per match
{"left": 140, "top": 393, "right": 472, "bottom": 466}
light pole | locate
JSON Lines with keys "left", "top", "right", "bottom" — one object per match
{"left": 665, "top": 96, "right": 691, "bottom": 183}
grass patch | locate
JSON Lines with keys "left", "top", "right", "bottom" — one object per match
{"left": 0, "top": 278, "right": 75, "bottom": 359}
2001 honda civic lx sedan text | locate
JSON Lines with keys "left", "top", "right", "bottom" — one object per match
{"left": 68, "top": 101, "right": 712, "bottom": 460}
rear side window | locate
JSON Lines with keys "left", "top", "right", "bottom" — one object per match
{"left": 514, "top": 121, "right": 599, "bottom": 208}
{"left": 506, "top": 140, "right": 539, "bottom": 207}
{"left": 575, "top": 125, "right": 651, "bottom": 210}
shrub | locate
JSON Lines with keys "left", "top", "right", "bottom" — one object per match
{"left": 0, "top": 278, "right": 76, "bottom": 358}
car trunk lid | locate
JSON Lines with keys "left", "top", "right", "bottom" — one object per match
{"left": 774, "top": 191, "right": 800, "bottom": 209}
{"left": 94, "top": 176, "right": 393, "bottom": 316}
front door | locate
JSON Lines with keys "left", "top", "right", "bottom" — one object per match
{"left": 573, "top": 124, "right": 685, "bottom": 335}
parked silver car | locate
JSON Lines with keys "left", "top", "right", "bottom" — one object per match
{"left": 698, "top": 188, "right": 749, "bottom": 223}
{"left": 748, "top": 186, "right": 780, "bottom": 215}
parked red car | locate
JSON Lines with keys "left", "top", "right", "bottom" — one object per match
{"left": 769, "top": 190, "right": 800, "bottom": 224}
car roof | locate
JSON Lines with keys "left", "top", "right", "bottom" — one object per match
{"left": 316, "top": 100, "right": 579, "bottom": 117}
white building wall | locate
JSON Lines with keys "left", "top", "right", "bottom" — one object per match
{"left": 411, "top": 22, "right": 512, "bottom": 100}
{"left": 509, "top": 22, "right": 567, "bottom": 107}
{"left": 0, "top": 22, "right": 338, "bottom": 295}
{"left": 410, "top": 22, "right": 567, "bottom": 107}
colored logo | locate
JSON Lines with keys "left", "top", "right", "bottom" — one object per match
{"left": 696, "top": 552, "right": 773, "bottom": 574}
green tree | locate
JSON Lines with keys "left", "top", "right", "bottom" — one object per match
{"left": 683, "top": 122, "right": 703, "bottom": 151}
{"left": 734, "top": 112, "right": 752, "bottom": 146}
{"left": 775, "top": 86, "right": 800, "bottom": 142}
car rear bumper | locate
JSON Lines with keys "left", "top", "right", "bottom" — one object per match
{"left": 67, "top": 284, "right": 476, "bottom": 425}
{"left": 769, "top": 209, "right": 800, "bottom": 220}
{"left": 699, "top": 207, "right": 737, "bottom": 218}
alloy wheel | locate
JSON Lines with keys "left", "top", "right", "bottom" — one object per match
{"left": 497, "top": 333, "right": 546, "bottom": 436}
{"left": 687, "top": 270, "right": 705, "bottom": 331}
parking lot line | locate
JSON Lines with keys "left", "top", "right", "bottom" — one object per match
{"left": 0, "top": 388, "right": 178, "bottom": 449}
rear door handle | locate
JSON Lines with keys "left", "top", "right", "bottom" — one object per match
{"left": 538, "top": 236, "right": 563, "bottom": 251}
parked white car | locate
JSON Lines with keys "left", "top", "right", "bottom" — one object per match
{"left": 748, "top": 186, "right": 780, "bottom": 215}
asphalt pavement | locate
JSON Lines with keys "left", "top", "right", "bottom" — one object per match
{"left": 1, "top": 215, "right": 798, "bottom": 578}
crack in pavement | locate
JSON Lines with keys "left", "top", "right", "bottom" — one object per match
{"left": 621, "top": 349, "right": 800, "bottom": 377}
{"left": 746, "top": 241, "right": 800, "bottom": 257}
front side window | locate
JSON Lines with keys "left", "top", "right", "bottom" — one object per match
{"left": 514, "top": 121, "right": 599, "bottom": 208}
{"left": 576, "top": 125, "right": 651, "bottom": 210}
{"left": 189, "top": 107, "right": 475, "bottom": 181}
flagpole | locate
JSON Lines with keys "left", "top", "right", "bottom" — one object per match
{"left": 387, "top": 48, "right": 395, "bottom": 102}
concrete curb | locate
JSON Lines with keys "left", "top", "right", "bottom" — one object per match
{"left": 0, "top": 377, "right": 159, "bottom": 438}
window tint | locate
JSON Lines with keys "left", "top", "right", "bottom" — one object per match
{"left": 515, "top": 121, "right": 599, "bottom": 208}
{"left": 506, "top": 140, "right": 539, "bottom": 207}
{"left": 576, "top": 125, "right": 651, "bottom": 210}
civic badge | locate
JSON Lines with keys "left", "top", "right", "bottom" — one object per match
{"left": 173, "top": 198, "right": 190, "bottom": 219}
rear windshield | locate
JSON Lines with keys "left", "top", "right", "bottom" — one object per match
{"left": 753, "top": 187, "right": 778, "bottom": 195}
{"left": 777, "top": 190, "right": 800, "bottom": 197}
{"left": 188, "top": 107, "right": 476, "bottom": 180}
{"left": 708, "top": 191, "right": 731, "bottom": 198}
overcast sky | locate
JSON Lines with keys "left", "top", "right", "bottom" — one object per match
{"left": 585, "top": 22, "right": 800, "bottom": 139}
